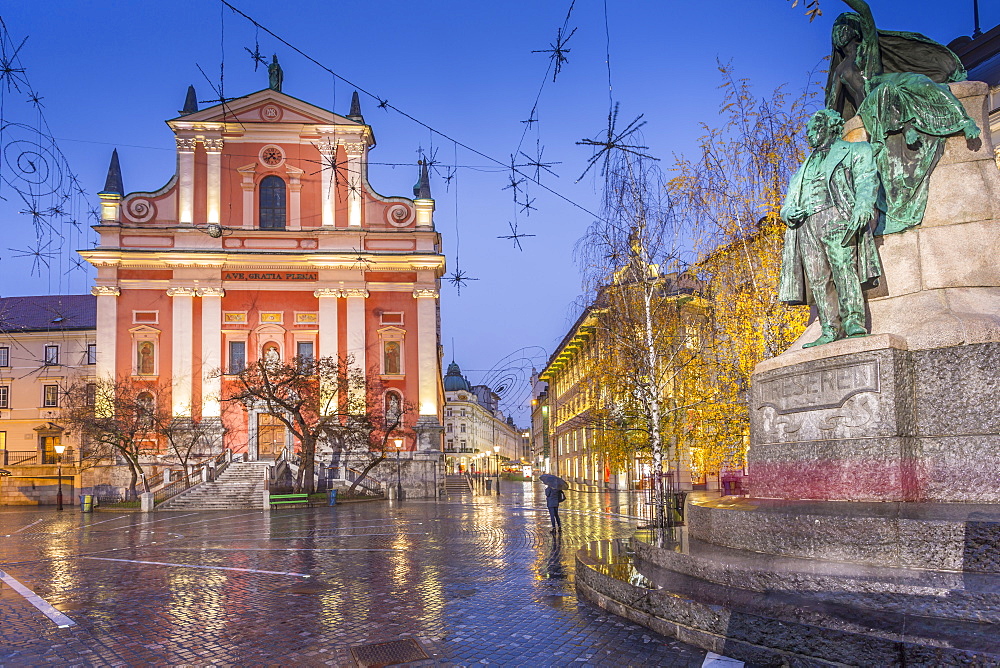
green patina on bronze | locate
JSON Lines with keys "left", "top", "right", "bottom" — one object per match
{"left": 779, "top": 109, "right": 882, "bottom": 348}
{"left": 826, "top": 0, "right": 980, "bottom": 234}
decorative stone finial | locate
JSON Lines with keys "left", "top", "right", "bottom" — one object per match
{"left": 413, "top": 160, "right": 431, "bottom": 200}
{"left": 180, "top": 85, "right": 198, "bottom": 115}
{"left": 348, "top": 91, "right": 364, "bottom": 122}
{"left": 102, "top": 149, "right": 124, "bottom": 196}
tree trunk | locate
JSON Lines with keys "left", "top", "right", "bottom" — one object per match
{"left": 301, "top": 437, "right": 316, "bottom": 494}
{"left": 347, "top": 455, "right": 386, "bottom": 495}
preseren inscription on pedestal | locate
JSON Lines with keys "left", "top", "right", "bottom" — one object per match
{"left": 757, "top": 359, "right": 879, "bottom": 413}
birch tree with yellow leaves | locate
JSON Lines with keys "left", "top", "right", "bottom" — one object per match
{"left": 669, "top": 65, "right": 816, "bottom": 476}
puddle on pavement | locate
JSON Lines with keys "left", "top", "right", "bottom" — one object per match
{"left": 539, "top": 594, "right": 574, "bottom": 608}
{"left": 276, "top": 580, "right": 329, "bottom": 595}
{"left": 53, "top": 601, "right": 85, "bottom": 612}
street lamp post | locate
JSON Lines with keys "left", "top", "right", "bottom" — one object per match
{"left": 54, "top": 443, "right": 66, "bottom": 512}
{"left": 493, "top": 444, "right": 500, "bottom": 496}
{"left": 394, "top": 438, "right": 403, "bottom": 501}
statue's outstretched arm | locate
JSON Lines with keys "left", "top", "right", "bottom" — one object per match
{"left": 841, "top": 0, "right": 881, "bottom": 79}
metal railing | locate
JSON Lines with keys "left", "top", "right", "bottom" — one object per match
{"left": 344, "top": 466, "right": 384, "bottom": 495}
{"left": 2, "top": 451, "right": 38, "bottom": 466}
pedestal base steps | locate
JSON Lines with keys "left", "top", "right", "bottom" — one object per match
{"left": 576, "top": 496, "right": 1000, "bottom": 665}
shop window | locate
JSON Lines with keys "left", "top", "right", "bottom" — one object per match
{"left": 259, "top": 175, "right": 286, "bottom": 230}
{"left": 136, "top": 341, "right": 156, "bottom": 375}
{"left": 229, "top": 341, "right": 246, "bottom": 374}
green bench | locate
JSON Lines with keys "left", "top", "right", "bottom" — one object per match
{"left": 269, "top": 493, "right": 309, "bottom": 508}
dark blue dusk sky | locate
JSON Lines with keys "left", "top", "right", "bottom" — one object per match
{"left": 0, "top": 1, "right": 990, "bottom": 422}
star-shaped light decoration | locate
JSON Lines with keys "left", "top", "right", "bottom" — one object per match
{"left": 377, "top": 97, "right": 390, "bottom": 110}
{"left": 532, "top": 25, "right": 577, "bottom": 82}
{"left": 517, "top": 196, "right": 537, "bottom": 216}
{"left": 446, "top": 268, "right": 479, "bottom": 296}
{"left": 304, "top": 146, "right": 351, "bottom": 201}
{"left": 519, "top": 141, "right": 560, "bottom": 183}
{"left": 9, "top": 239, "right": 57, "bottom": 276}
{"left": 244, "top": 38, "right": 267, "bottom": 71}
{"left": 497, "top": 221, "right": 536, "bottom": 252}
{"left": 348, "top": 246, "right": 373, "bottom": 272}
{"left": 0, "top": 28, "right": 28, "bottom": 93}
{"left": 576, "top": 103, "right": 658, "bottom": 182}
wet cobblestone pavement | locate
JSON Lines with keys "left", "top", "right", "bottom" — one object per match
{"left": 0, "top": 482, "right": 711, "bottom": 666}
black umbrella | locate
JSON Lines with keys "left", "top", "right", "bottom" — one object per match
{"left": 538, "top": 473, "right": 568, "bottom": 490}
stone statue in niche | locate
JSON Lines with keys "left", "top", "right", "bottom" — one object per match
{"left": 826, "top": 0, "right": 979, "bottom": 234}
{"left": 779, "top": 109, "right": 882, "bottom": 347}
{"left": 263, "top": 343, "right": 280, "bottom": 365}
{"left": 268, "top": 55, "right": 283, "bottom": 92}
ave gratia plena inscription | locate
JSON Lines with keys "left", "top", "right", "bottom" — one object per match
{"left": 757, "top": 360, "right": 879, "bottom": 414}
{"left": 224, "top": 272, "right": 318, "bottom": 281}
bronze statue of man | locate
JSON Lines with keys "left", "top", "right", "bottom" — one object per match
{"left": 779, "top": 109, "right": 882, "bottom": 348}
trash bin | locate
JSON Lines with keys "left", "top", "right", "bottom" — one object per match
{"left": 81, "top": 494, "right": 93, "bottom": 513}
{"left": 327, "top": 489, "right": 338, "bottom": 506}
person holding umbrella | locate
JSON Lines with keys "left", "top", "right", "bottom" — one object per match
{"left": 539, "top": 474, "right": 567, "bottom": 533}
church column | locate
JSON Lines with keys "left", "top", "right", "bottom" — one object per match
{"left": 176, "top": 138, "right": 197, "bottom": 225}
{"left": 344, "top": 142, "right": 365, "bottom": 228}
{"left": 238, "top": 165, "right": 256, "bottom": 228}
{"left": 198, "top": 287, "right": 224, "bottom": 419}
{"left": 167, "top": 287, "right": 196, "bottom": 416}
{"left": 287, "top": 165, "right": 304, "bottom": 230}
{"left": 320, "top": 140, "right": 335, "bottom": 227}
{"left": 343, "top": 288, "right": 369, "bottom": 409}
{"left": 204, "top": 138, "right": 224, "bottom": 225}
{"left": 314, "top": 289, "right": 340, "bottom": 414}
{"left": 91, "top": 286, "right": 120, "bottom": 385}
{"left": 413, "top": 288, "right": 441, "bottom": 451}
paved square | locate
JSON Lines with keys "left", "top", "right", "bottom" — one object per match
{"left": 0, "top": 483, "right": 710, "bottom": 666}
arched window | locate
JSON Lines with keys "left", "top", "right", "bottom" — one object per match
{"left": 259, "top": 175, "right": 286, "bottom": 229}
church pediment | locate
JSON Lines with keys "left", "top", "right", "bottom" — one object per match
{"left": 168, "top": 89, "right": 360, "bottom": 127}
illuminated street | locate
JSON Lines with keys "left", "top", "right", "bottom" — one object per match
{"left": 0, "top": 483, "right": 710, "bottom": 666}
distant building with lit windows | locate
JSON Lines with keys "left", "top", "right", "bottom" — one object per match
{"left": 0, "top": 295, "right": 95, "bottom": 504}
{"left": 442, "top": 361, "right": 520, "bottom": 473}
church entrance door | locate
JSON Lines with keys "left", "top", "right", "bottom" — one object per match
{"left": 257, "top": 413, "right": 285, "bottom": 459}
